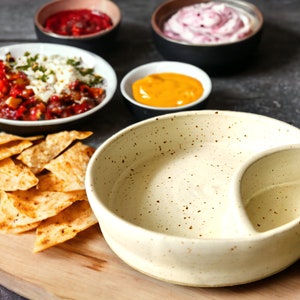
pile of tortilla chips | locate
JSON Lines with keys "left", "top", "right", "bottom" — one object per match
{"left": 0, "top": 130, "right": 98, "bottom": 253}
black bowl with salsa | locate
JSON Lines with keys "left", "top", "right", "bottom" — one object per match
{"left": 34, "top": 0, "right": 121, "bottom": 55}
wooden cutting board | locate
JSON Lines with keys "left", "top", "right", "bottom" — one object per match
{"left": 0, "top": 225, "right": 299, "bottom": 300}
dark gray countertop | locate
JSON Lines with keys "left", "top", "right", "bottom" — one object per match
{"left": 0, "top": 0, "right": 299, "bottom": 299}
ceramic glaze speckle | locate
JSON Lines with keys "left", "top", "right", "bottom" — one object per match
{"left": 246, "top": 184, "right": 300, "bottom": 231}
{"left": 86, "top": 110, "right": 300, "bottom": 287}
{"left": 109, "top": 142, "right": 250, "bottom": 238}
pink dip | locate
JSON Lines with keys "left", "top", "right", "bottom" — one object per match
{"left": 163, "top": 2, "right": 253, "bottom": 44}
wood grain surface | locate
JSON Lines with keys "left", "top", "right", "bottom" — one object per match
{"left": 0, "top": 225, "right": 299, "bottom": 300}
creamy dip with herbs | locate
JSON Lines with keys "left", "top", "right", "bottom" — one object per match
{"left": 13, "top": 53, "right": 102, "bottom": 102}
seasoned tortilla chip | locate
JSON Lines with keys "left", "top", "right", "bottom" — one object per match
{"left": 0, "top": 191, "right": 40, "bottom": 233}
{"left": 0, "top": 130, "right": 96, "bottom": 252}
{"left": 33, "top": 201, "right": 97, "bottom": 253}
{"left": 44, "top": 142, "right": 95, "bottom": 190}
{"left": 0, "top": 132, "right": 43, "bottom": 145}
{"left": 8, "top": 189, "right": 88, "bottom": 219}
{"left": 17, "top": 130, "right": 93, "bottom": 174}
{"left": 0, "top": 140, "right": 33, "bottom": 160}
{"left": 0, "top": 158, "right": 38, "bottom": 191}
{"left": 37, "top": 172, "right": 86, "bottom": 192}
{"left": 36, "top": 172, "right": 70, "bottom": 192}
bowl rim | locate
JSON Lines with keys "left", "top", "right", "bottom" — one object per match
{"left": 151, "top": 0, "right": 264, "bottom": 47}
{"left": 120, "top": 61, "right": 212, "bottom": 111}
{"left": 34, "top": 0, "right": 122, "bottom": 40}
{"left": 0, "top": 42, "right": 117, "bottom": 127}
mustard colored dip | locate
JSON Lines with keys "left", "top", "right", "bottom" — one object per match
{"left": 132, "top": 73, "right": 204, "bottom": 107}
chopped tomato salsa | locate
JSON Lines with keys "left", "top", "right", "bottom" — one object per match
{"left": 0, "top": 53, "right": 106, "bottom": 121}
{"left": 44, "top": 9, "right": 113, "bottom": 36}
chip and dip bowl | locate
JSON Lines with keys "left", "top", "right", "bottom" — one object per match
{"left": 86, "top": 110, "right": 300, "bottom": 287}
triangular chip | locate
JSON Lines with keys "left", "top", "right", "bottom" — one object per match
{"left": 0, "top": 130, "right": 96, "bottom": 252}
{"left": 0, "top": 191, "right": 40, "bottom": 233}
{"left": 0, "top": 140, "right": 33, "bottom": 160}
{"left": 8, "top": 189, "right": 88, "bottom": 220}
{"left": 17, "top": 130, "right": 93, "bottom": 174}
{"left": 36, "top": 172, "right": 70, "bottom": 192}
{"left": 33, "top": 200, "right": 97, "bottom": 253}
{"left": 0, "top": 132, "right": 43, "bottom": 145}
{"left": 0, "top": 158, "right": 38, "bottom": 191}
{"left": 44, "top": 142, "right": 95, "bottom": 190}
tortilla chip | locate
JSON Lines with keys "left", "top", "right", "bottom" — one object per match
{"left": 8, "top": 189, "right": 88, "bottom": 220}
{"left": 0, "top": 140, "right": 33, "bottom": 160}
{"left": 17, "top": 130, "right": 93, "bottom": 174}
{"left": 0, "top": 130, "right": 96, "bottom": 252}
{"left": 0, "top": 158, "right": 38, "bottom": 191}
{"left": 36, "top": 172, "right": 70, "bottom": 192}
{"left": 33, "top": 201, "right": 97, "bottom": 253}
{"left": 0, "top": 191, "right": 40, "bottom": 233}
{"left": 4, "top": 221, "right": 40, "bottom": 234}
{"left": 44, "top": 142, "right": 95, "bottom": 190}
{"left": 0, "top": 132, "right": 43, "bottom": 145}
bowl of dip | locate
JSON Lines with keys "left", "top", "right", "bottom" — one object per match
{"left": 85, "top": 110, "right": 300, "bottom": 287}
{"left": 151, "top": 0, "right": 264, "bottom": 74}
{"left": 0, "top": 43, "right": 117, "bottom": 135}
{"left": 34, "top": 0, "right": 121, "bottom": 56}
{"left": 120, "top": 61, "right": 212, "bottom": 120}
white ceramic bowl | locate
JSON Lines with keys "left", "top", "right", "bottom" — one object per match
{"left": 120, "top": 61, "right": 212, "bottom": 120}
{"left": 0, "top": 43, "right": 117, "bottom": 135}
{"left": 85, "top": 110, "right": 300, "bottom": 287}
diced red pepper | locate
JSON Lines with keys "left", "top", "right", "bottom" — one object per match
{"left": 0, "top": 56, "right": 105, "bottom": 121}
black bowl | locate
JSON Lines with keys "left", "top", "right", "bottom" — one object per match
{"left": 34, "top": 0, "right": 121, "bottom": 56}
{"left": 151, "top": 0, "right": 264, "bottom": 74}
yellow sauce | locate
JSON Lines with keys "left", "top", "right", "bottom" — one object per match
{"left": 132, "top": 73, "right": 204, "bottom": 107}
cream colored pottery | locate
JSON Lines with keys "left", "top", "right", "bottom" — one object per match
{"left": 85, "top": 110, "right": 300, "bottom": 287}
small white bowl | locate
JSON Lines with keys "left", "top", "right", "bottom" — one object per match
{"left": 85, "top": 110, "right": 300, "bottom": 287}
{"left": 0, "top": 43, "right": 117, "bottom": 135}
{"left": 120, "top": 61, "right": 212, "bottom": 120}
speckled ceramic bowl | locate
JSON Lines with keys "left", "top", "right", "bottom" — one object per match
{"left": 85, "top": 110, "right": 300, "bottom": 287}
{"left": 120, "top": 61, "right": 212, "bottom": 120}
{"left": 34, "top": 0, "right": 121, "bottom": 55}
{"left": 151, "top": 0, "right": 263, "bottom": 74}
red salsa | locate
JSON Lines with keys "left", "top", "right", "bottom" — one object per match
{"left": 0, "top": 53, "right": 106, "bottom": 121}
{"left": 44, "top": 9, "right": 113, "bottom": 36}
